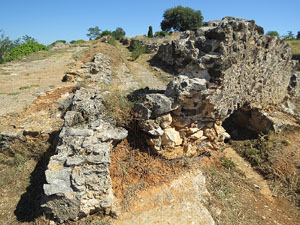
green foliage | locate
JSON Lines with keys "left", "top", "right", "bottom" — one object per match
{"left": 161, "top": 5, "right": 203, "bottom": 32}
{"left": 87, "top": 26, "right": 101, "bottom": 40}
{"left": 154, "top": 30, "right": 168, "bottom": 37}
{"left": 222, "top": 157, "right": 236, "bottom": 171}
{"left": 107, "top": 36, "right": 116, "bottom": 46}
{"left": 99, "top": 30, "right": 112, "bottom": 38}
{"left": 3, "top": 40, "right": 48, "bottom": 62}
{"left": 0, "top": 30, "right": 14, "bottom": 63}
{"left": 282, "top": 31, "right": 295, "bottom": 40}
{"left": 297, "top": 31, "right": 300, "bottom": 40}
{"left": 112, "top": 27, "right": 126, "bottom": 40}
{"left": 148, "top": 26, "right": 153, "bottom": 38}
{"left": 266, "top": 31, "right": 279, "bottom": 37}
{"left": 70, "top": 39, "right": 86, "bottom": 44}
{"left": 48, "top": 40, "right": 67, "bottom": 48}
{"left": 130, "top": 40, "right": 146, "bottom": 60}
{"left": 22, "top": 35, "right": 36, "bottom": 43}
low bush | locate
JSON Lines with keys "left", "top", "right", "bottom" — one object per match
{"left": 107, "top": 35, "right": 117, "bottom": 46}
{"left": 130, "top": 41, "right": 146, "bottom": 60}
{"left": 48, "top": 40, "right": 67, "bottom": 48}
{"left": 70, "top": 39, "right": 86, "bottom": 45}
{"left": 154, "top": 31, "right": 168, "bottom": 37}
{"left": 3, "top": 41, "right": 48, "bottom": 62}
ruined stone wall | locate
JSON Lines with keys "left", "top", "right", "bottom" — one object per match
{"left": 42, "top": 54, "right": 127, "bottom": 222}
{"left": 134, "top": 17, "right": 294, "bottom": 159}
{"left": 156, "top": 17, "right": 292, "bottom": 118}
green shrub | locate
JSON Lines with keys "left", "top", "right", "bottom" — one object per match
{"left": 3, "top": 40, "right": 48, "bottom": 62}
{"left": 266, "top": 31, "right": 279, "bottom": 37}
{"left": 70, "top": 39, "right": 86, "bottom": 45}
{"left": 154, "top": 31, "right": 168, "bottom": 37}
{"left": 48, "top": 40, "right": 67, "bottom": 48}
{"left": 222, "top": 157, "right": 236, "bottom": 171}
{"left": 131, "top": 41, "right": 146, "bottom": 60}
{"left": 107, "top": 35, "right": 117, "bottom": 46}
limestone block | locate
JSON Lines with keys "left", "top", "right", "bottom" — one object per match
{"left": 162, "top": 128, "right": 182, "bottom": 147}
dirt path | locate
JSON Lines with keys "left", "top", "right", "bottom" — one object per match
{"left": 110, "top": 42, "right": 168, "bottom": 91}
{"left": 125, "top": 61, "right": 166, "bottom": 90}
{"left": 223, "top": 147, "right": 273, "bottom": 200}
{"left": 0, "top": 46, "right": 86, "bottom": 116}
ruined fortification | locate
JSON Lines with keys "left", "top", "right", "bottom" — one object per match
{"left": 134, "top": 17, "right": 294, "bottom": 159}
{"left": 42, "top": 17, "right": 298, "bottom": 222}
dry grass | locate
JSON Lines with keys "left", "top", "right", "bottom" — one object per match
{"left": 230, "top": 129, "right": 300, "bottom": 207}
{"left": 109, "top": 136, "right": 206, "bottom": 211}
{"left": 286, "top": 40, "right": 300, "bottom": 55}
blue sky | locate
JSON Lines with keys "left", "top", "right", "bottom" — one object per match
{"left": 0, "top": 0, "right": 299, "bottom": 45}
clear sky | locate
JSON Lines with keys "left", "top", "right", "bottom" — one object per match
{"left": 0, "top": 0, "right": 299, "bottom": 45}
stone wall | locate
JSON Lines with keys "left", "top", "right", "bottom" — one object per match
{"left": 134, "top": 17, "right": 294, "bottom": 159}
{"left": 42, "top": 54, "right": 127, "bottom": 222}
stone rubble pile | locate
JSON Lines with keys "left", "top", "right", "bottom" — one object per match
{"left": 42, "top": 53, "right": 127, "bottom": 222}
{"left": 134, "top": 17, "right": 294, "bottom": 159}
{"left": 63, "top": 53, "right": 111, "bottom": 84}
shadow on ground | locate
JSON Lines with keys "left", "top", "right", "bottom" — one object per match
{"left": 14, "top": 131, "right": 60, "bottom": 222}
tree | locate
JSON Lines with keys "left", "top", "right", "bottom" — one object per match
{"left": 161, "top": 5, "right": 203, "bottom": 32}
{"left": 148, "top": 26, "right": 153, "bottom": 38}
{"left": 297, "top": 31, "right": 300, "bottom": 40}
{"left": 112, "top": 27, "right": 126, "bottom": 40}
{"left": 99, "top": 30, "right": 112, "bottom": 38}
{"left": 86, "top": 26, "right": 101, "bottom": 40}
{"left": 287, "top": 31, "right": 295, "bottom": 40}
{"left": 22, "top": 35, "right": 36, "bottom": 43}
{"left": 266, "top": 31, "right": 279, "bottom": 37}
{"left": 0, "top": 30, "right": 13, "bottom": 63}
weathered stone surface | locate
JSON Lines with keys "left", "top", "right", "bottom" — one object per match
{"left": 161, "top": 127, "right": 182, "bottom": 147}
{"left": 113, "top": 169, "right": 215, "bottom": 225}
{"left": 157, "top": 17, "right": 292, "bottom": 119}
{"left": 145, "top": 94, "right": 174, "bottom": 118}
{"left": 42, "top": 54, "right": 127, "bottom": 222}
{"left": 157, "top": 113, "right": 172, "bottom": 129}
{"left": 63, "top": 53, "right": 111, "bottom": 84}
{"left": 133, "top": 17, "right": 294, "bottom": 158}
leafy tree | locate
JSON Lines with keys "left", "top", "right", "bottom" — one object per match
{"left": 22, "top": 35, "right": 36, "bottom": 43}
{"left": 148, "top": 26, "right": 153, "bottom": 38}
{"left": 297, "top": 31, "right": 300, "bottom": 40}
{"left": 86, "top": 26, "right": 101, "bottom": 40}
{"left": 99, "top": 30, "right": 112, "bottom": 38}
{"left": 161, "top": 5, "right": 203, "bottom": 32}
{"left": 266, "top": 31, "right": 279, "bottom": 37}
{"left": 112, "top": 27, "right": 126, "bottom": 40}
{"left": 0, "top": 30, "right": 13, "bottom": 63}
{"left": 287, "top": 31, "right": 295, "bottom": 40}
